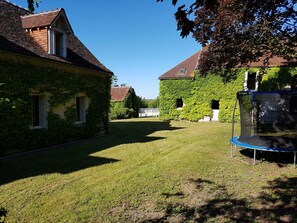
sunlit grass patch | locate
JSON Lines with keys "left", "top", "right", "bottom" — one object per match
{"left": 1, "top": 118, "right": 296, "bottom": 222}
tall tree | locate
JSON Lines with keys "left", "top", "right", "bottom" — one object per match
{"left": 158, "top": 0, "right": 297, "bottom": 77}
{"left": 27, "top": 0, "right": 39, "bottom": 12}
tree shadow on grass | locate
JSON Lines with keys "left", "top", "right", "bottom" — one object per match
{"left": 142, "top": 177, "right": 297, "bottom": 223}
{"left": 256, "top": 177, "right": 297, "bottom": 222}
{"left": 0, "top": 120, "right": 183, "bottom": 185}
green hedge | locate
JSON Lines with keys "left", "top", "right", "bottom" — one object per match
{"left": 159, "top": 67, "right": 297, "bottom": 122}
{"left": 0, "top": 61, "right": 110, "bottom": 154}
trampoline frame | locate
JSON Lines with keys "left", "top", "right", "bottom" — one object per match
{"left": 230, "top": 136, "right": 297, "bottom": 166}
{"left": 230, "top": 91, "right": 297, "bottom": 167}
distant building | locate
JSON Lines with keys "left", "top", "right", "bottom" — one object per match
{"left": 110, "top": 86, "right": 140, "bottom": 119}
{"left": 139, "top": 108, "right": 159, "bottom": 117}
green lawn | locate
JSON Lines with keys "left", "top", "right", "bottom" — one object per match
{"left": 1, "top": 118, "right": 297, "bottom": 222}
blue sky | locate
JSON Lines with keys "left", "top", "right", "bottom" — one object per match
{"left": 11, "top": 0, "right": 201, "bottom": 99}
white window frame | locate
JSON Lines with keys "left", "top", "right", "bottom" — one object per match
{"left": 244, "top": 71, "right": 259, "bottom": 91}
{"left": 48, "top": 28, "right": 67, "bottom": 57}
{"left": 76, "top": 96, "right": 88, "bottom": 124}
{"left": 31, "top": 94, "right": 49, "bottom": 129}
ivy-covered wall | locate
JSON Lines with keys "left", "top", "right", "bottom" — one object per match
{"left": 159, "top": 67, "right": 297, "bottom": 122}
{"left": 109, "top": 88, "right": 140, "bottom": 120}
{"left": 0, "top": 60, "right": 110, "bottom": 155}
{"left": 159, "top": 79, "right": 194, "bottom": 120}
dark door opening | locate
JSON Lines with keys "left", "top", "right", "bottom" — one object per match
{"left": 211, "top": 100, "right": 220, "bottom": 109}
{"left": 176, "top": 98, "right": 183, "bottom": 108}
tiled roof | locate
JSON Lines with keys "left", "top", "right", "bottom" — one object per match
{"left": 0, "top": 0, "right": 112, "bottom": 74}
{"left": 160, "top": 47, "right": 296, "bottom": 80}
{"left": 248, "top": 56, "right": 295, "bottom": 67}
{"left": 111, "top": 87, "right": 130, "bottom": 101}
{"left": 21, "top": 9, "right": 61, "bottom": 29}
{"left": 159, "top": 51, "right": 200, "bottom": 80}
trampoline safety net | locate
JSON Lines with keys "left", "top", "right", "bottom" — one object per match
{"left": 237, "top": 91, "right": 297, "bottom": 150}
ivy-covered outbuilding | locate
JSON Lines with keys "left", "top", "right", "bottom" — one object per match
{"left": 110, "top": 86, "right": 140, "bottom": 119}
{"left": 0, "top": 1, "right": 113, "bottom": 154}
{"left": 159, "top": 50, "right": 297, "bottom": 122}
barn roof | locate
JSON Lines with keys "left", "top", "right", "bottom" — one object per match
{"left": 111, "top": 87, "right": 131, "bottom": 101}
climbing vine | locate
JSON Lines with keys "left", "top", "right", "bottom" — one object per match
{"left": 159, "top": 67, "right": 297, "bottom": 122}
{"left": 159, "top": 79, "right": 194, "bottom": 120}
{"left": 0, "top": 60, "right": 110, "bottom": 154}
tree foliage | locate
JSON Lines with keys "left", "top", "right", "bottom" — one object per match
{"left": 157, "top": 0, "right": 297, "bottom": 76}
{"left": 146, "top": 97, "right": 160, "bottom": 108}
{"left": 27, "top": 0, "right": 39, "bottom": 12}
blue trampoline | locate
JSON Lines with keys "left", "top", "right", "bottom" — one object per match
{"left": 230, "top": 90, "right": 297, "bottom": 166}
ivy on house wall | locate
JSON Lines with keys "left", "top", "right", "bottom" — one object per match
{"left": 159, "top": 67, "right": 297, "bottom": 122}
{"left": 0, "top": 60, "right": 110, "bottom": 154}
{"left": 260, "top": 66, "right": 297, "bottom": 90}
{"left": 159, "top": 79, "right": 194, "bottom": 120}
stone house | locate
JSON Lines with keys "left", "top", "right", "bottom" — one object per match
{"left": 159, "top": 49, "right": 297, "bottom": 122}
{"left": 0, "top": 0, "right": 113, "bottom": 153}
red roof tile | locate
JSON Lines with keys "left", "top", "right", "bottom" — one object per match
{"left": 248, "top": 56, "right": 293, "bottom": 67}
{"left": 160, "top": 47, "right": 295, "bottom": 80}
{"left": 21, "top": 9, "right": 61, "bottom": 29}
{"left": 0, "top": 0, "right": 112, "bottom": 74}
{"left": 159, "top": 51, "right": 200, "bottom": 80}
{"left": 111, "top": 87, "right": 130, "bottom": 101}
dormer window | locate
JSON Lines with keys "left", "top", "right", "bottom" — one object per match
{"left": 21, "top": 8, "right": 73, "bottom": 58}
{"left": 178, "top": 68, "right": 187, "bottom": 75}
{"left": 48, "top": 29, "right": 67, "bottom": 57}
{"left": 48, "top": 12, "right": 72, "bottom": 58}
{"left": 55, "top": 32, "right": 63, "bottom": 56}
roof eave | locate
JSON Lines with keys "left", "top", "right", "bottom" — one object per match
{"left": 51, "top": 8, "right": 74, "bottom": 34}
{"left": 159, "top": 76, "right": 194, "bottom": 80}
{"left": 0, "top": 49, "right": 111, "bottom": 78}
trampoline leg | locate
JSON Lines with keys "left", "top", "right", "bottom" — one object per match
{"left": 230, "top": 144, "right": 233, "bottom": 158}
{"left": 253, "top": 149, "right": 256, "bottom": 165}
{"left": 294, "top": 151, "right": 296, "bottom": 168}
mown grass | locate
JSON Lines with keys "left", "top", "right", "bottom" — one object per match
{"left": 1, "top": 118, "right": 297, "bottom": 222}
